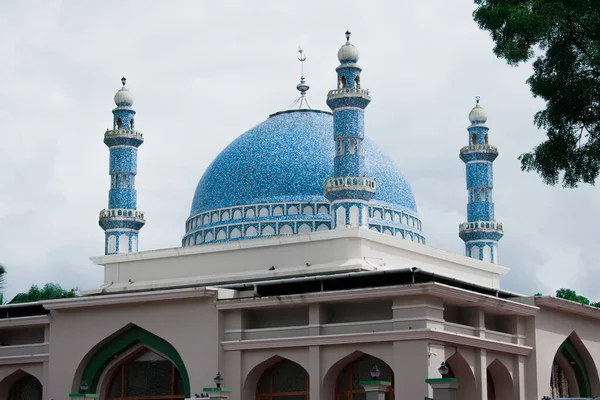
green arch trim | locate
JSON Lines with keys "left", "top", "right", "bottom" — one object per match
{"left": 80, "top": 326, "right": 190, "bottom": 397}
{"left": 558, "top": 338, "right": 591, "bottom": 397}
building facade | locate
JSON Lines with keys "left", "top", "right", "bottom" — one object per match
{"left": 0, "top": 33, "right": 599, "bottom": 400}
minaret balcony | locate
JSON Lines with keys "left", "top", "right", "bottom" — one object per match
{"left": 105, "top": 129, "right": 144, "bottom": 140}
{"left": 327, "top": 87, "right": 371, "bottom": 100}
{"left": 460, "top": 144, "right": 498, "bottom": 155}
{"left": 325, "top": 176, "right": 376, "bottom": 201}
{"left": 459, "top": 220, "right": 503, "bottom": 234}
{"left": 99, "top": 208, "right": 145, "bottom": 222}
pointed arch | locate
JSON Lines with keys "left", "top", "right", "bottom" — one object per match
{"left": 0, "top": 370, "right": 42, "bottom": 400}
{"left": 487, "top": 358, "right": 515, "bottom": 400}
{"left": 102, "top": 346, "right": 184, "bottom": 400}
{"left": 243, "top": 356, "right": 308, "bottom": 400}
{"left": 7, "top": 373, "right": 41, "bottom": 400}
{"left": 551, "top": 332, "right": 600, "bottom": 397}
{"left": 77, "top": 324, "right": 190, "bottom": 397}
{"left": 446, "top": 352, "right": 476, "bottom": 400}
{"left": 323, "top": 351, "right": 394, "bottom": 400}
{"left": 335, "top": 354, "right": 394, "bottom": 399}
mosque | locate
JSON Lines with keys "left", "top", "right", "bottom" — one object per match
{"left": 1, "top": 32, "right": 600, "bottom": 400}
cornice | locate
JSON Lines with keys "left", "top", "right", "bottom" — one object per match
{"left": 216, "top": 282, "right": 539, "bottom": 316}
{"left": 221, "top": 328, "right": 532, "bottom": 356}
{"left": 90, "top": 228, "right": 509, "bottom": 278}
{"left": 42, "top": 287, "right": 217, "bottom": 310}
{"left": 0, "top": 315, "right": 50, "bottom": 328}
{"left": 535, "top": 296, "right": 600, "bottom": 320}
{"left": 0, "top": 354, "right": 49, "bottom": 365}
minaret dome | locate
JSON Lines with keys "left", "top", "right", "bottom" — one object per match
{"left": 468, "top": 96, "right": 488, "bottom": 124}
{"left": 337, "top": 31, "right": 360, "bottom": 64}
{"left": 114, "top": 77, "right": 135, "bottom": 107}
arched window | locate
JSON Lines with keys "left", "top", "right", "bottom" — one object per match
{"left": 256, "top": 360, "right": 308, "bottom": 400}
{"left": 341, "top": 76, "right": 347, "bottom": 88}
{"left": 130, "top": 119, "right": 135, "bottom": 130}
{"left": 349, "top": 138, "right": 355, "bottom": 154}
{"left": 107, "top": 349, "right": 184, "bottom": 400}
{"left": 117, "top": 118, "right": 123, "bottom": 129}
{"left": 471, "top": 245, "right": 480, "bottom": 259}
{"left": 471, "top": 133, "right": 477, "bottom": 145}
{"left": 355, "top": 76, "right": 360, "bottom": 88}
{"left": 8, "top": 374, "right": 42, "bottom": 400}
{"left": 335, "top": 355, "right": 394, "bottom": 400}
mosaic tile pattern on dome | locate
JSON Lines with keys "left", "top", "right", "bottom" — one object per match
{"left": 184, "top": 109, "right": 424, "bottom": 246}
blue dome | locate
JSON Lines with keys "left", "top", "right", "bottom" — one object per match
{"left": 191, "top": 110, "right": 417, "bottom": 215}
{"left": 184, "top": 109, "right": 424, "bottom": 246}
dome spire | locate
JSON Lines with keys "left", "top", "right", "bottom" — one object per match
{"left": 288, "top": 45, "right": 314, "bottom": 110}
{"left": 121, "top": 76, "right": 127, "bottom": 86}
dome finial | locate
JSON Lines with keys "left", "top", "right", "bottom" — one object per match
{"left": 475, "top": 95, "right": 480, "bottom": 106}
{"left": 121, "top": 76, "right": 127, "bottom": 87}
{"left": 296, "top": 45, "right": 309, "bottom": 95}
{"left": 345, "top": 30, "right": 351, "bottom": 43}
{"left": 289, "top": 45, "right": 313, "bottom": 110}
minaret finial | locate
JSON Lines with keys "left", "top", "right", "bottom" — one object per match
{"left": 121, "top": 76, "right": 127, "bottom": 86}
{"left": 345, "top": 30, "right": 351, "bottom": 43}
{"left": 475, "top": 95, "right": 480, "bottom": 106}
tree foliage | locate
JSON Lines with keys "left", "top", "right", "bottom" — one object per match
{"left": 473, "top": 0, "right": 600, "bottom": 187}
{"left": 9, "top": 283, "right": 78, "bottom": 304}
{"left": 555, "top": 287, "right": 591, "bottom": 305}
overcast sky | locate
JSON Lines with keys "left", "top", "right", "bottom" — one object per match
{"left": 0, "top": 0, "right": 598, "bottom": 301}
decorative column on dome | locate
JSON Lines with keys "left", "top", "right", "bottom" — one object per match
{"left": 98, "top": 77, "right": 145, "bottom": 255}
{"left": 459, "top": 97, "right": 503, "bottom": 263}
{"left": 324, "top": 31, "right": 376, "bottom": 229}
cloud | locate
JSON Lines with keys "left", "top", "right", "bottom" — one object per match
{"left": 0, "top": 0, "right": 598, "bottom": 301}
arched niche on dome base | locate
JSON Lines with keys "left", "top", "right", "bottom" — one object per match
{"left": 298, "top": 223, "right": 311, "bottom": 234}
{"left": 262, "top": 225, "right": 275, "bottom": 236}
{"left": 316, "top": 223, "right": 330, "bottom": 232}
{"left": 245, "top": 226, "right": 258, "bottom": 237}
{"left": 279, "top": 224, "right": 293, "bottom": 235}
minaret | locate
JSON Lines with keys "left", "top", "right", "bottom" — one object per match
{"left": 98, "top": 77, "right": 145, "bottom": 255}
{"left": 324, "top": 31, "right": 376, "bottom": 228}
{"left": 459, "top": 97, "right": 503, "bottom": 263}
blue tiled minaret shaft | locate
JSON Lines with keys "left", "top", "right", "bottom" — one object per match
{"left": 459, "top": 97, "right": 503, "bottom": 263}
{"left": 324, "top": 32, "right": 376, "bottom": 228}
{"left": 98, "top": 77, "right": 145, "bottom": 255}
